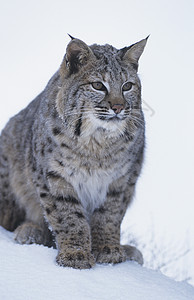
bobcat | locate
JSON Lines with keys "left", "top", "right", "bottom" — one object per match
{"left": 0, "top": 36, "right": 147, "bottom": 269}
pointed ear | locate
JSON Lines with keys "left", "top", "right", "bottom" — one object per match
{"left": 121, "top": 36, "right": 149, "bottom": 69}
{"left": 60, "top": 38, "right": 94, "bottom": 77}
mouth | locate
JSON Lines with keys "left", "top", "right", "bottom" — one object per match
{"left": 96, "top": 113, "right": 126, "bottom": 122}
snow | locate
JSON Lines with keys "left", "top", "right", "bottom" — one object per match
{"left": 0, "top": 227, "right": 193, "bottom": 300}
{"left": 0, "top": 0, "right": 194, "bottom": 295}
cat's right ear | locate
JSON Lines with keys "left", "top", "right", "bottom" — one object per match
{"left": 120, "top": 36, "right": 149, "bottom": 70}
{"left": 60, "top": 38, "right": 94, "bottom": 77}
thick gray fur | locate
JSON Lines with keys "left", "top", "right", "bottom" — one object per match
{"left": 0, "top": 37, "right": 147, "bottom": 268}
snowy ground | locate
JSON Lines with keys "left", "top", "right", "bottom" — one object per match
{"left": 0, "top": 227, "right": 193, "bottom": 300}
{"left": 1, "top": 0, "right": 194, "bottom": 290}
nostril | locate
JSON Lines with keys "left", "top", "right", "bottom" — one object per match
{"left": 112, "top": 104, "right": 124, "bottom": 114}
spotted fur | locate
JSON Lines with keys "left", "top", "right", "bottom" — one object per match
{"left": 0, "top": 37, "right": 148, "bottom": 268}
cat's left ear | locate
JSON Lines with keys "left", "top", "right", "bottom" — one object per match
{"left": 60, "top": 37, "right": 94, "bottom": 77}
{"left": 120, "top": 36, "right": 149, "bottom": 69}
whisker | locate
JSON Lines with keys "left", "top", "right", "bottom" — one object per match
{"left": 130, "top": 117, "right": 144, "bottom": 128}
{"left": 67, "top": 116, "right": 82, "bottom": 128}
{"left": 66, "top": 111, "right": 94, "bottom": 128}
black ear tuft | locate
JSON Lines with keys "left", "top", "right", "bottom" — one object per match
{"left": 68, "top": 34, "right": 75, "bottom": 40}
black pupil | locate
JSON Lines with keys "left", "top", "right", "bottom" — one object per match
{"left": 96, "top": 83, "right": 102, "bottom": 89}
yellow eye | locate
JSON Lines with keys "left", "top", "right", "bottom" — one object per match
{"left": 122, "top": 82, "right": 133, "bottom": 92}
{"left": 92, "top": 82, "right": 106, "bottom": 91}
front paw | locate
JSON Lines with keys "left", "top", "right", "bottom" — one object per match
{"left": 96, "top": 245, "right": 127, "bottom": 264}
{"left": 14, "top": 222, "right": 44, "bottom": 245}
{"left": 56, "top": 248, "right": 95, "bottom": 269}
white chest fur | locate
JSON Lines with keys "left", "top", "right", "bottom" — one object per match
{"left": 70, "top": 167, "right": 116, "bottom": 215}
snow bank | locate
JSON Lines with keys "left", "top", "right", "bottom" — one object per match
{"left": 0, "top": 227, "right": 193, "bottom": 300}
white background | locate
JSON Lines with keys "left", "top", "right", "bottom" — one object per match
{"left": 0, "top": 0, "right": 194, "bottom": 281}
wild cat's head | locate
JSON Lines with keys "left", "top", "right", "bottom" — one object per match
{"left": 56, "top": 36, "right": 148, "bottom": 139}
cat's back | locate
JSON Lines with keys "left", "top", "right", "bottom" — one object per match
{"left": 0, "top": 94, "right": 41, "bottom": 155}
{"left": 0, "top": 72, "right": 60, "bottom": 152}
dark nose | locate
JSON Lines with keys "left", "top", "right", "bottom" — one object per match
{"left": 112, "top": 104, "right": 124, "bottom": 114}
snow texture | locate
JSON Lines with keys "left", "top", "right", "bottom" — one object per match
{"left": 0, "top": 227, "right": 193, "bottom": 300}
